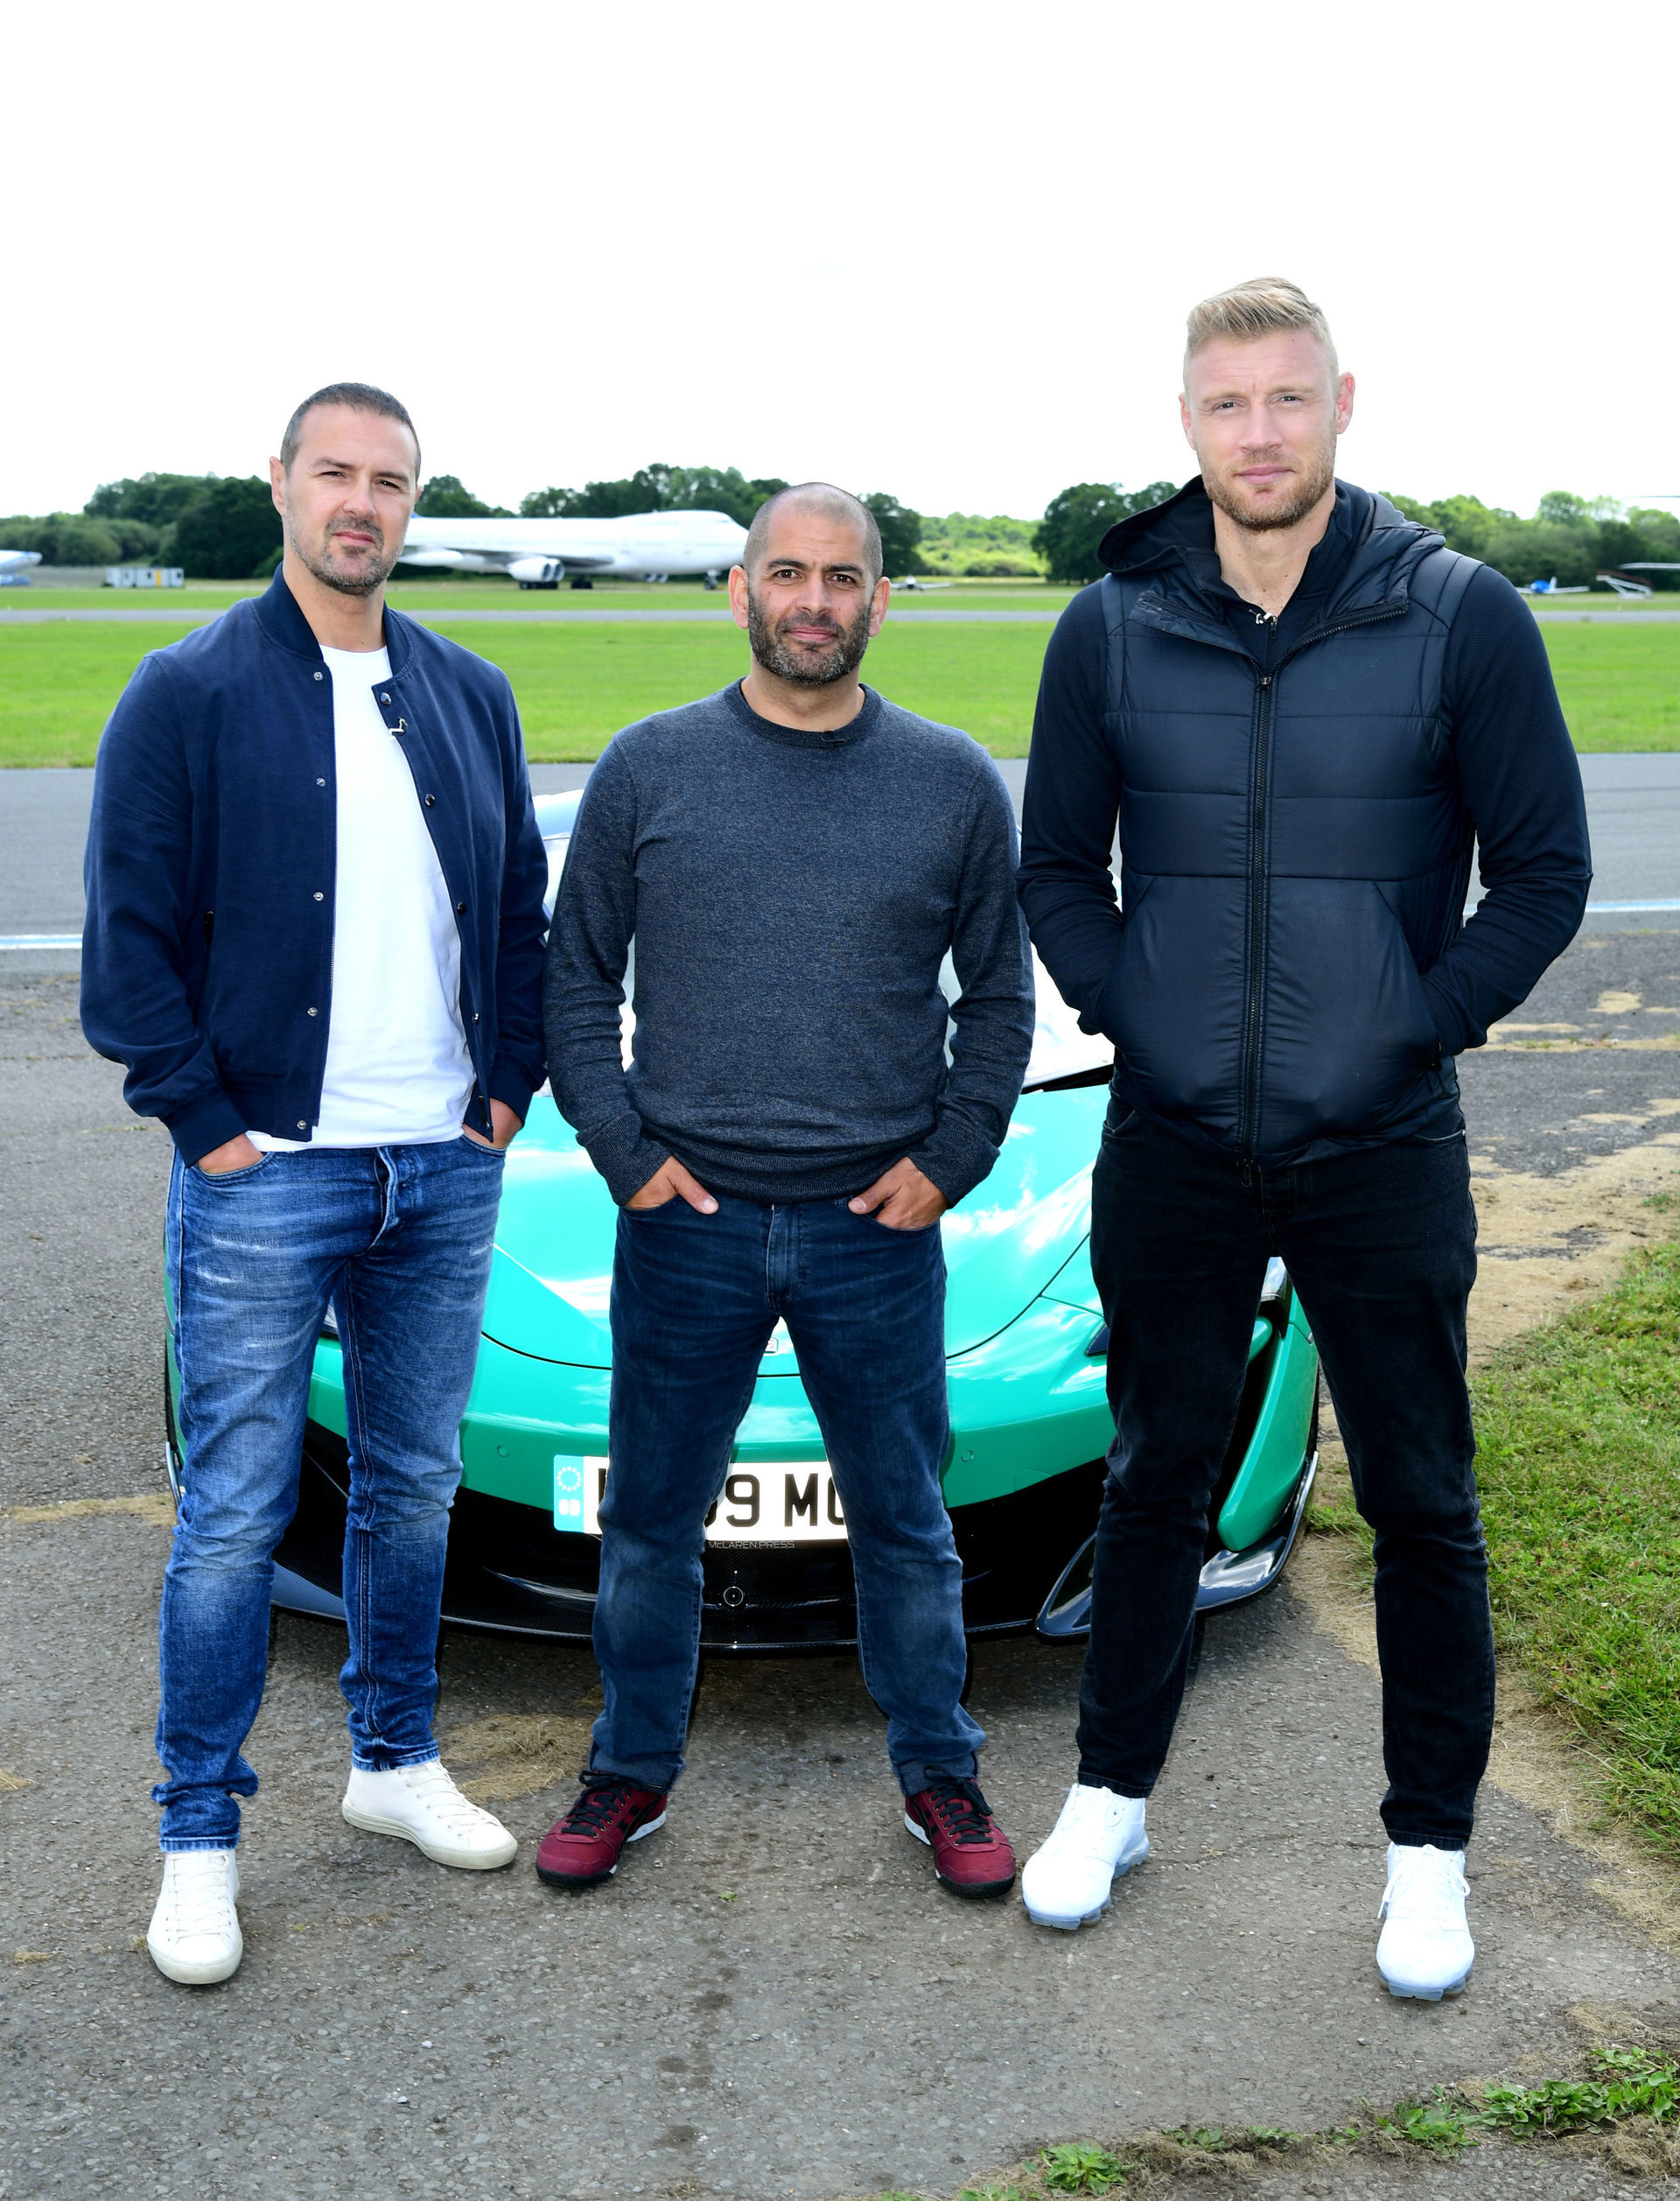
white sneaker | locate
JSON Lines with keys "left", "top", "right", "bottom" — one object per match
{"left": 147, "top": 1849, "right": 242, "bottom": 1985}
{"left": 1377, "top": 1842, "right": 1474, "bottom": 1999}
{"left": 1020, "top": 1783, "right": 1149, "bottom": 1931}
{"left": 341, "top": 1759, "right": 517, "bottom": 1870}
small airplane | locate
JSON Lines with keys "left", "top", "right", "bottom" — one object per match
{"left": 0, "top": 549, "right": 42, "bottom": 585}
{"left": 1524, "top": 576, "right": 1590, "bottom": 595}
{"left": 1600, "top": 562, "right": 1680, "bottom": 599}
{"left": 396, "top": 508, "right": 748, "bottom": 589}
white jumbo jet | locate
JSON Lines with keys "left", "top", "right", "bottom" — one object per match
{"left": 0, "top": 549, "right": 42, "bottom": 585}
{"left": 396, "top": 508, "right": 748, "bottom": 589}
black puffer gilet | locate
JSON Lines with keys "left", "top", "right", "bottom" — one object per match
{"left": 1096, "top": 488, "right": 1477, "bottom": 1162}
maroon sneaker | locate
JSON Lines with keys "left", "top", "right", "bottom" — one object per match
{"left": 536, "top": 1778, "right": 668, "bottom": 1888}
{"left": 904, "top": 1777, "right": 1017, "bottom": 1898}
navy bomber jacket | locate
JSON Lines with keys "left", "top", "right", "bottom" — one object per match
{"left": 82, "top": 571, "right": 549, "bottom": 1162}
{"left": 1018, "top": 479, "right": 1592, "bottom": 1165}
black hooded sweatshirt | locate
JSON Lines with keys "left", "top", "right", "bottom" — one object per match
{"left": 1017, "top": 478, "right": 1592, "bottom": 1165}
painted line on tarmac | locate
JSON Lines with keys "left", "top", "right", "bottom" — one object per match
{"left": 12, "top": 902, "right": 1676, "bottom": 953}
{"left": 1530, "top": 608, "right": 1680, "bottom": 621}
{"left": 0, "top": 604, "right": 1067, "bottom": 625}
{"left": 411, "top": 607, "right": 1065, "bottom": 623}
{"left": 0, "top": 606, "right": 224, "bottom": 623}
{"left": 6, "top": 603, "right": 1678, "bottom": 625}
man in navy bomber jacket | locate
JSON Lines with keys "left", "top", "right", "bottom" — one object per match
{"left": 82, "top": 383, "right": 549, "bottom": 1986}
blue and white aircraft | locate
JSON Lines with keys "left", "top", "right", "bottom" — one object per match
{"left": 0, "top": 550, "right": 42, "bottom": 585}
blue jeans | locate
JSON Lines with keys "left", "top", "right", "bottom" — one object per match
{"left": 593, "top": 1194, "right": 982, "bottom": 1796}
{"left": 157, "top": 1138, "right": 504, "bottom": 1850}
{"left": 1081, "top": 1106, "right": 1491, "bottom": 1849}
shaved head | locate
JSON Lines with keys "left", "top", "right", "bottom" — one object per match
{"left": 744, "top": 482, "right": 882, "bottom": 584}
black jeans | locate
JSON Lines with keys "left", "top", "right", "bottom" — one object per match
{"left": 1079, "top": 1106, "right": 1493, "bottom": 1849}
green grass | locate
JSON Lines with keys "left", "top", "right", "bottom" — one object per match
{"left": 0, "top": 606, "right": 1673, "bottom": 766}
{"left": 0, "top": 577, "right": 1081, "bottom": 615}
{"left": 1474, "top": 1231, "right": 1680, "bottom": 1844}
{"left": 862, "top": 2047, "right": 1680, "bottom": 2197}
{"left": 0, "top": 615, "right": 1050, "bottom": 765}
{"left": 0, "top": 626, "right": 173, "bottom": 767}
{"left": 1312, "top": 1209, "right": 1680, "bottom": 1853}
{"left": 1541, "top": 622, "right": 1680, "bottom": 751}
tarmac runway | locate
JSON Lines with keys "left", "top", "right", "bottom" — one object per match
{"left": 3, "top": 751, "right": 1678, "bottom": 961}
{"left": 4, "top": 932, "right": 1680, "bottom": 2199}
{"left": 4, "top": 709, "right": 1680, "bottom": 2190}
{"left": 4, "top": 601, "right": 1678, "bottom": 624}
{"left": 2, "top": 651, "right": 1678, "bottom": 2195}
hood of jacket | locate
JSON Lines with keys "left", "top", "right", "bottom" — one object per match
{"left": 1097, "top": 475, "right": 1446, "bottom": 630}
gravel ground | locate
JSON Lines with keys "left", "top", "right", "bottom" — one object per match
{"left": 3, "top": 939, "right": 1680, "bottom": 2199}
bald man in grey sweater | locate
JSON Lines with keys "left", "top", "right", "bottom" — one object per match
{"left": 537, "top": 487, "right": 1035, "bottom": 1898}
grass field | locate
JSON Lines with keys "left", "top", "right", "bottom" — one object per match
{"left": 1314, "top": 1216, "right": 1680, "bottom": 1855}
{"left": 1474, "top": 1228, "right": 1680, "bottom": 1847}
{"left": 1528, "top": 623, "right": 1680, "bottom": 750}
{"left": 0, "top": 578, "right": 1082, "bottom": 616}
{"left": 0, "top": 607, "right": 1674, "bottom": 766}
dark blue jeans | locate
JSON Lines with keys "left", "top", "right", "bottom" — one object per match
{"left": 1081, "top": 1107, "right": 1492, "bottom": 1849}
{"left": 593, "top": 1193, "right": 982, "bottom": 1796}
{"left": 158, "top": 1138, "right": 504, "bottom": 1849}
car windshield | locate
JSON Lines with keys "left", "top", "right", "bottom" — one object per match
{"left": 534, "top": 792, "right": 1112, "bottom": 1094}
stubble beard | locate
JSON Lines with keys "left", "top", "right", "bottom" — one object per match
{"left": 288, "top": 514, "right": 396, "bottom": 599}
{"left": 1204, "top": 440, "right": 1337, "bottom": 534}
{"left": 746, "top": 586, "right": 874, "bottom": 686}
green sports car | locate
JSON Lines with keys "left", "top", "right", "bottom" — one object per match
{"left": 164, "top": 789, "right": 1320, "bottom": 1652}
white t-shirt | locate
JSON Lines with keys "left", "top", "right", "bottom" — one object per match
{"left": 252, "top": 645, "right": 475, "bottom": 1151}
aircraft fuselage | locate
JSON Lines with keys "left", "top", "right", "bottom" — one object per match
{"left": 396, "top": 508, "right": 748, "bottom": 585}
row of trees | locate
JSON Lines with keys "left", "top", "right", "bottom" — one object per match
{"left": 1384, "top": 490, "right": 1680, "bottom": 592}
{"left": 0, "top": 464, "right": 927, "bottom": 581}
{"left": 1031, "top": 481, "right": 1680, "bottom": 589}
{"left": 0, "top": 473, "right": 282, "bottom": 578}
{"left": 4, "top": 467, "right": 1675, "bottom": 589}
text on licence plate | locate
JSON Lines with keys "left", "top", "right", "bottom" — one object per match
{"left": 554, "top": 1454, "right": 845, "bottom": 1543}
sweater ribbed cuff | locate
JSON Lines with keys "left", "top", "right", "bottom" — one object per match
{"left": 910, "top": 1120, "right": 999, "bottom": 1209}
{"left": 585, "top": 1122, "right": 675, "bottom": 1209}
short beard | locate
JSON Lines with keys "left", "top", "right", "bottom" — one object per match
{"left": 288, "top": 515, "right": 396, "bottom": 599}
{"left": 1204, "top": 444, "right": 1337, "bottom": 533}
{"left": 746, "top": 585, "right": 874, "bottom": 686}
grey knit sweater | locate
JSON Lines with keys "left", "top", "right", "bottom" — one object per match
{"left": 543, "top": 681, "right": 1034, "bottom": 1207}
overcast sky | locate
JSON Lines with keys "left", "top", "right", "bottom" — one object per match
{"left": 6, "top": 1, "right": 1676, "bottom": 523}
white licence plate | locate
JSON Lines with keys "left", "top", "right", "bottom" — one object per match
{"left": 553, "top": 1454, "right": 846, "bottom": 1544}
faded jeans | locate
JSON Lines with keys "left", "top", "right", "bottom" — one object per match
{"left": 157, "top": 1138, "right": 503, "bottom": 1850}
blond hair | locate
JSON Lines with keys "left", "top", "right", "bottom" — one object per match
{"left": 1184, "top": 277, "right": 1337, "bottom": 382}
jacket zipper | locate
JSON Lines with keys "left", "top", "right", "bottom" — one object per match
{"left": 1236, "top": 597, "right": 1409, "bottom": 1167}
{"left": 1239, "top": 616, "right": 1277, "bottom": 1170}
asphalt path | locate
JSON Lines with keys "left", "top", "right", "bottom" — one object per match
{"left": 0, "top": 605, "right": 1082, "bottom": 625}
{"left": 4, "top": 936, "right": 1680, "bottom": 2199}
{"left": 4, "top": 753, "right": 1677, "bottom": 961}
{"left": 5, "top": 697, "right": 1680, "bottom": 2201}
{"left": 1, "top": 600, "right": 1677, "bottom": 626}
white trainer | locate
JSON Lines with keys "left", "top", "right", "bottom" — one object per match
{"left": 341, "top": 1759, "right": 517, "bottom": 1870}
{"left": 1021, "top": 1783, "right": 1149, "bottom": 1931}
{"left": 147, "top": 1849, "right": 242, "bottom": 1986}
{"left": 1377, "top": 1842, "right": 1474, "bottom": 1999}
